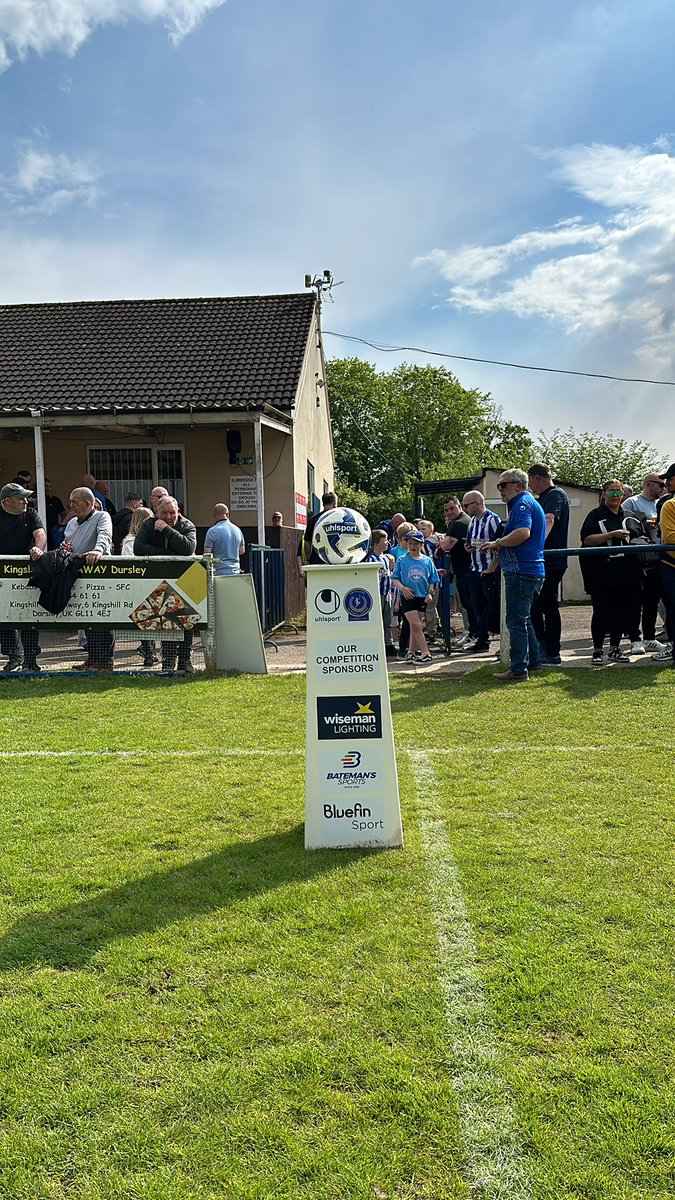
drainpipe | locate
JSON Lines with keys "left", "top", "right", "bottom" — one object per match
{"left": 254, "top": 417, "right": 265, "bottom": 547}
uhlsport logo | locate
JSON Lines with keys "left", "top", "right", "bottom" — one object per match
{"left": 343, "top": 588, "right": 372, "bottom": 621}
{"left": 317, "top": 695, "right": 383, "bottom": 740}
{"left": 314, "top": 588, "right": 341, "bottom": 616}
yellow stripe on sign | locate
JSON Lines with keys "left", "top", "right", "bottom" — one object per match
{"left": 177, "top": 561, "right": 208, "bottom": 604}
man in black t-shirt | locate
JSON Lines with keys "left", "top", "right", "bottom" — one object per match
{"left": 297, "top": 491, "right": 339, "bottom": 580}
{"left": 0, "top": 483, "right": 46, "bottom": 671}
{"left": 528, "top": 464, "right": 570, "bottom": 664}
{"left": 438, "top": 495, "right": 477, "bottom": 645}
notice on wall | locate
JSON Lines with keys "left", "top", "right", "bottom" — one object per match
{"left": 0, "top": 556, "right": 208, "bottom": 630}
{"left": 230, "top": 475, "right": 258, "bottom": 511}
{"left": 295, "top": 491, "right": 307, "bottom": 528}
{"left": 304, "top": 562, "right": 403, "bottom": 850}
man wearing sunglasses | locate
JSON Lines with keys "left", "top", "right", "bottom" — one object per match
{"left": 480, "top": 469, "right": 546, "bottom": 682}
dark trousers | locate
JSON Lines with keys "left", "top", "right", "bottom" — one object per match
{"left": 456, "top": 572, "right": 478, "bottom": 638}
{"left": 590, "top": 579, "right": 641, "bottom": 649}
{"left": 162, "top": 631, "right": 193, "bottom": 668}
{"left": 467, "top": 571, "right": 495, "bottom": 647}
{"left": 87, "top": 629, "right": 115, "bottom": 666}
{"left": 659, "top": 563, "right": 675, "bottom": 652}
{"left": 1, "top": 628, "right": 39, "bottom": 667}
{"left": 640, "top": 568, "right": 661, "bottom": 641}
{"left": 531, "top": 567, "right": 566, "bottom": 656}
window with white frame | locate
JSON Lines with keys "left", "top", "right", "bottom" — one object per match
{"left": 88, "top": 445, "right": 186, "bottom": 512}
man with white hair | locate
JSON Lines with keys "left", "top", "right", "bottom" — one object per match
{"left": 204, "top": 503, "right": 245, "bottom": 576}
{"left": 65, "top": 487, "right": 114, "bottom": 671}
{"left": 481, "top": 469, "right": 546, "bottom": 683}
{"left": 462, "top": 489, "right": 500, "bottom": 655}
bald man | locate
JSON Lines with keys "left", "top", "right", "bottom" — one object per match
{"left": 462, "top": 490, "right": 501, "bottom": 653}
{"left": 204, "top": 503, "right": 245, "bottom": 576}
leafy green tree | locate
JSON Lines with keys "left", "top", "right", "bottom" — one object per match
{"left": 327, "top": 358, "right": 534, "bottom": 497}
{"left": 534, "top": 429, "right": 665, "bottom": 491}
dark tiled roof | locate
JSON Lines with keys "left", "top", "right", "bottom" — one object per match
{"left": 0, "top": 293, "right": 316, "bottom": 416}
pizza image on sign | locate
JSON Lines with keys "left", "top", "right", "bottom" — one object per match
{"left": 130, "top": 580, "right": 201, "bottom": 631}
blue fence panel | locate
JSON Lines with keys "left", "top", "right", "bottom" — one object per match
{"left": 249, "top": 546, "right": 286, "bottom": 634}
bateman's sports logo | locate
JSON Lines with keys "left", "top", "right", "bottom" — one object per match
{"left": 317, "top": 696, "right": 383, "bottom": 740}
{"left": 325, "top": 748, "right": 377, "bottom": 789}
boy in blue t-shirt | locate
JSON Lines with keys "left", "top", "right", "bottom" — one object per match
{"left": 391, "top": 530, "right": 440, "bottom": 664}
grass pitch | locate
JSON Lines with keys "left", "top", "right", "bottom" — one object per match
{"left": 0, "top": 668, "right": 672, "bottom": 1199}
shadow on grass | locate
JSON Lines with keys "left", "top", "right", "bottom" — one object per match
{"left": 0, "top": 825, "right": 362, "bottom": 972}
{"left": 389, "top": 663, "right": 672, "bottom": 712}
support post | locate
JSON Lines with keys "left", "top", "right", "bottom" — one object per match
{"left": 32, "top": 416, "right": 47, "bottom": 527}
{"left": 254, "top": 418, "right": 265, "bottom": 548}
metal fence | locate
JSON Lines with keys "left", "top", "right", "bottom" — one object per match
{"left": 0, "top": 555, "right": 216, "bottom": 678}
{"left": 249, "top": 545, "right": 286, "bottom": 634}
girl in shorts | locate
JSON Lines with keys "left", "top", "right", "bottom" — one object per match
{"left": 391, "top": 530, "right": 440, "bottom": 664}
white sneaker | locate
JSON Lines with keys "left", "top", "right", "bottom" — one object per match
{"left": 643, "top": 640, "right": 660, "bottom": 651}
{"left": 630, "top": 640, "right": 646, "bottom": 654}
{"left": 454, "top": 632, "right": 471, "bottom": 648}
{"left": 652, "top": 645, "right": 673, "bottom": 661}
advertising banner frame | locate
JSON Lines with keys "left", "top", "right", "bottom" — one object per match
{"left": 0, "top": 555, "right": 209, "bottom": 633}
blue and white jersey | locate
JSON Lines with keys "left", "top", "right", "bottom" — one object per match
{"left": 466, "top": 509, "right": 500, "bottom": 573}
{"left": 364, "top": 550, "right": 391, "bottom": 599}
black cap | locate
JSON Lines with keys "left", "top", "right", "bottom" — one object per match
{"left": 657, "top": 463, "right": 675, "bottom": 482}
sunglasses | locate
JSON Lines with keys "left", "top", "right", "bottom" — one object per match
{"left": 605, "top": 489, "right": 623, "bottom": 498}
{"left": 497, "top": 481, "right": 513, "bottom": 490}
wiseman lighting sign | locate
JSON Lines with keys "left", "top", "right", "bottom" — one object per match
{"left": 0, "top": 556, "right": 208, "bottom": 631}
{"left": 304, "top": 563, "right": 403, "bottom": 850}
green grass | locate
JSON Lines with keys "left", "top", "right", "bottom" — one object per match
{"left": 0, "top": 668, "right": 673, "bottom": 1199}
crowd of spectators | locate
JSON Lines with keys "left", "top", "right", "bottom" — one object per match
{"left": 0, "top": 474, "right": 246, "bottom": 674}
{"left": 360, "top": 462, "right": 675, "bottom": 676}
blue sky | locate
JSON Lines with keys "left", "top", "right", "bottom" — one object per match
{"left": 1, "top": 0, "right": 674, "bottom": 455}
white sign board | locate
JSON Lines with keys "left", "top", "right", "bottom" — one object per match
{"left": 230, "top": 475, "right": 258, "bottom": 511}
{"left": 304, "top": 562, "right": 403, "bottom": 850}
{"left": 0, "top": 556, "right": 208, "bottom": 630}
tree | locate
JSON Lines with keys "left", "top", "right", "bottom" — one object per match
{"left": 534, "top": 428, "right": 665, "bottom": 491}
{"left": 327, "top": 358, "right": 534, "bottom": 496}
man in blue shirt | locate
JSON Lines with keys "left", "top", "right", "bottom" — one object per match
{"left": 481, "top": 469, "right": 546, "bottom": 682}
{"left": 204, "top": 504, "right": 245, "bottom": 575}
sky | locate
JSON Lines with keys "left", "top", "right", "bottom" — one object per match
{"left": 1, "top": 0, "right": 674, "bottom": 455}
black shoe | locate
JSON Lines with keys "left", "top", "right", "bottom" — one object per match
{"left": 385, "top": 644, "right": 398, "bottom": 657}
{"left": 3, "top": 655, "right": 21, "bottom": 672}
{"left": 469, "top": 642, "right": 490, "bottom": 653}
{"left": 21, "top": 661, "right": 40, "bottom": 672}
{"left": 177, "top": 660, "right": 195, "bottom": 674}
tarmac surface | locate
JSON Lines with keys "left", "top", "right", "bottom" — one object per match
{"left": 264, "top": 604, "right": 672, "bottom": 676}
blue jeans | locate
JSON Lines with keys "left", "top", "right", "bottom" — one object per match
{"left": 504, "top": 573, "right": 543, "bottom": 676}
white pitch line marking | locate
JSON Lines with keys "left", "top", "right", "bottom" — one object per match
{"left": 0, "top": 748, "right": 303, "bottom": 760}
{"left": 408, "top": 749, "right": 532, "bottom": 1200}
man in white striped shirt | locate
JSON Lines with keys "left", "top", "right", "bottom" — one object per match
{"left": 462, "top": 490, "right": 501, "bottom": 654}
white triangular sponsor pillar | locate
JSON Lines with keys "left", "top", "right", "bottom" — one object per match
{"left": 304, "top": 563, "right": 403, "bottom": 850}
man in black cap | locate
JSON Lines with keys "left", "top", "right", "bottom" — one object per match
{"left": 0, "top": 483, "right": 46, "bottom": 671}
{"left": 656, "top": 463, "right": 675, "bottom": 519}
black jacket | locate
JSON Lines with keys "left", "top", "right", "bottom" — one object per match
{"left": 134, "top": 515, "right": 197, "bottom": 557}
{"left": 26, "top": 549, "right": 87, "bottom": 615}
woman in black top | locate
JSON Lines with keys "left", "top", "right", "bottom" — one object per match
{"left": 580, "top": 479, "right": 643, "bottom": 665}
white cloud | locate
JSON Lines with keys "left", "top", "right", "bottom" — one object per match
{"left": 1, "top": 146, "right": 102, "bottom": 214}
{"left": 416, "top": 142, "right": 675, "bottom": 366}
{"left": 0, "top": 0, "right": 228, "bottom": 67}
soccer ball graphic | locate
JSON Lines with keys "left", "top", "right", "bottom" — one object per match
{"left": 312, "top": 507, "right": 371, "bottom": 565}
